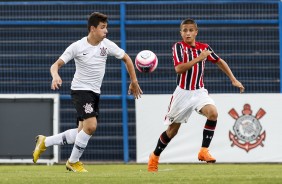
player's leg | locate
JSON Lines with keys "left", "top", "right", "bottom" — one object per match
{"left": 155, "top": 123, "right": 181, "bottom": 156}
{"left": 33, "top": 129, "right": 78, "bottom": 163}
{"left": 148, "top": 123, "right": 181, "bottom": 172}
{"left": 198, "top": 104, "right": 218, "bottom": 163}
{"left": 148, "top": 87, "right": 193, "bottom": 172}
{"left": 66, "top": 90, "right": 100, "bottom": 172}
{"left": 46, "top": 128, "right": 78, "bottom": 146}
{"left": 32, "top": 119, "right": 80, "bottom": 163}
{"left": 66, "top": 117, "right": 97, "bottom": 172}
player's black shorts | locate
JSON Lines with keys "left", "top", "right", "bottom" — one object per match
{"left": 71, "top": 90, "right": 100, "bottom": 125}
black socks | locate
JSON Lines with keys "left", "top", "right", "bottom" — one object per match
{"left": 153, "top": 131, "right": 172, "bottom": 156}
{"left": 202, "top": 119, "right": 217, "bottom": 148}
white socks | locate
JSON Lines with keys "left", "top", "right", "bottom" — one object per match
{"left": 45, "top": 128, "right": 78, "bottom": 147}
{"left": 43, "top": 128, "right": 92, "bottom": 163}
{"left": 68, "top": 130, "right": 91, "bottom": 163}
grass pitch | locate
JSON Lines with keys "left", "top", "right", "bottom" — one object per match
{"left": 0, "top": 163, "right": 281, "bottom": 184}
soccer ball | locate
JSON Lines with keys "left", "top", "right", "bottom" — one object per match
{"left": 135, "top": 50, "right": 158, "bottom": 73}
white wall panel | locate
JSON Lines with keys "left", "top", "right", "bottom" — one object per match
{"left": 136, "top": 94, "right": 282, "bottom": 163}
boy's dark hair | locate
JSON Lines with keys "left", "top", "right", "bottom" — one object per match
{"left": 87, "top": 12, "right": 108, "bottom": 32}
{"left": 180, "top": 18, "right": 198, "bottom": 30}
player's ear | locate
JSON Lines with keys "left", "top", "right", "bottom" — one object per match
{"left": 90, "top": 25, "right": 96, "bottom": 32}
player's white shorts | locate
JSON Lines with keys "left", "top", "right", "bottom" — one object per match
{"left": 164, "top": 86, "right": 215, "bottom": 125}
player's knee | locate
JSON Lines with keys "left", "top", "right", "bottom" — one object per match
{"left": 83, "top": 117, "right": 97, "bottom": 134}
{"left": 166, "top": 124, "right": 180, "bottom": 138}
{"left": 85, "top": 124, "right": 97, "bottom": 133}
{"left": 208, "top": 109, "right": 218, "bottom": 121}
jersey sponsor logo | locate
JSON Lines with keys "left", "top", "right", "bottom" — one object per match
{"left": 228, "top": 104, "right": 266, "bottom": 152}
{"left": 100, "top": 47, "right": 107, "bottom": 56}
{"left": 83, "top": 103, "right": 93, "bottom": 114}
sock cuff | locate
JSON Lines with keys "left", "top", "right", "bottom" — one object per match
{"left": 205, "top": 119, "right": 217, "bottom": 130}
{"left": 75, "top": 130, "right": 91, "bottom": 148}
{"left": 79, "top": 130, "right": 92, "bottom": 140}
{"left": 160, "top": 131, "right": 171, "bottom": 144}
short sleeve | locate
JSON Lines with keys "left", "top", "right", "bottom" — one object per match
{"left": 206, "top": 45, "right": 220, "bottom": 63}
{"left": 59, "top": 42, "right": 77, "bottom": 64}
{"left": 106, "top": 39, "right": 125, "bottom": 59}
{"left": 172, "top": 42, "right": 184, "bottom": 66}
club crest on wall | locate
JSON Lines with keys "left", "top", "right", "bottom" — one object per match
{"left": 228, "top": 104, "right": 266, "bottom": 152}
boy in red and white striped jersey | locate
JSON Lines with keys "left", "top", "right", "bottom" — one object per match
{"left": 148, "top": 18, "right": 245, "bottom": 172}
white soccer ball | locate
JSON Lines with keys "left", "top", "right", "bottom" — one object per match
{"left": 135, "top": 50, "right": 158, "bottom": 73}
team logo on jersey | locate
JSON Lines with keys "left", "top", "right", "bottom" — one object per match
{"left": 100, "top": 47, "right": 107, "bottom": 56}
{"left": 228, "top": 104, "right": 266, "bottom": 152}
{"left": 83, "top": 103, "right": 93, "bottom": 114}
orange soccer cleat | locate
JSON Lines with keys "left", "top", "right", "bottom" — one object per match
{"left": 147, "top": 152, "right": 159, "bottom": 172}
{"left": 198, "top": 147, "right": 216, "bottom": 163}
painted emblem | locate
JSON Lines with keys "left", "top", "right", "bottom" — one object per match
{"left": 100, "top": 47, "right": 107, "bottom": 56}
{"left": 228, "top": 104, "right": 266, "bottom": 152}
{"left": 83, "top": 103, "right": 93, "bottom": 114}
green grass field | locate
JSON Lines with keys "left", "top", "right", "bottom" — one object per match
{"left": 0, "top": 164, "right": 282, "bottom": 184}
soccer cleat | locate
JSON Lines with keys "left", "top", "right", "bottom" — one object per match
{"left": 147, "top": 152, "right": 159, "bottom": 172}
{"left": 66, "top": 160, "right": 88, "bottom": 172}
{"left": 198, "top": 147, "right": 216, "bottom": 163}
{"left": 32, "top": 135, "right": 47, "bottom": 163}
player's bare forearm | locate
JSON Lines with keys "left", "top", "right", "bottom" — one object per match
{"left": 122, "top": 54, "right": 138, "bottom": 82}
{"left": 175, "top": 59, "right": 198, "bottom": 74}
{"left": 216, "top": 59, "right": 236, "bottom": 81}
{"left": 175, "top": 50, "right": 212, "bottom": 74}
{"left": 216, "top": 59, "right": 245, "bottom": 93}
{"left": 50, "top": 59, "right": 64, "bottom": 77}
{"left": 122, "top": 53, "right": 143, "bottom": 98}
{"left": 50, "top": 59, "right": 64, "bottom": 90}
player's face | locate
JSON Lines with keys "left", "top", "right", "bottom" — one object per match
{"left": 91, "top": 22, "right": 108, "bottom": 41}
{"left": 180, "top": 24, "right": 198, "bottom": 45}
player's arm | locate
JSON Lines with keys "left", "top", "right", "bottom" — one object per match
{"left": 216, "top": 59, "right": 245, "bottom": 93}
{"left": 50, "top": 59, "right": 65, "bottom": 90}
{"left": 175, "top": 50, "right": 212, "bottom": 74}
{"left": 122, "top": 53, "right": 143, "bottom": 99}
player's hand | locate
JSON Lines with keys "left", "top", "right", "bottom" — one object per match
{"left": 51, "top": 75, "right": 62, "bottom": 90}
{"left": 198, "top": 50, "right": 212, "bottom": 61}
{"left": 232, "top": 80, "right": 245, "bottom": 93}
{"left": 128, "top": 81, "right": 143, "bottom": 99}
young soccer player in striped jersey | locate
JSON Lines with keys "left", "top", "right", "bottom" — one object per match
{"left": 32, "top": 12, "right": 142, "bottom": 172}
{"left": 148, "top": 18, "right": 245, "bottom": 172}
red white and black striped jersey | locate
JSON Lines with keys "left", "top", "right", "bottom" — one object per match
{"left": 172, "top": 41, "right": 220, "bottom": 90}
